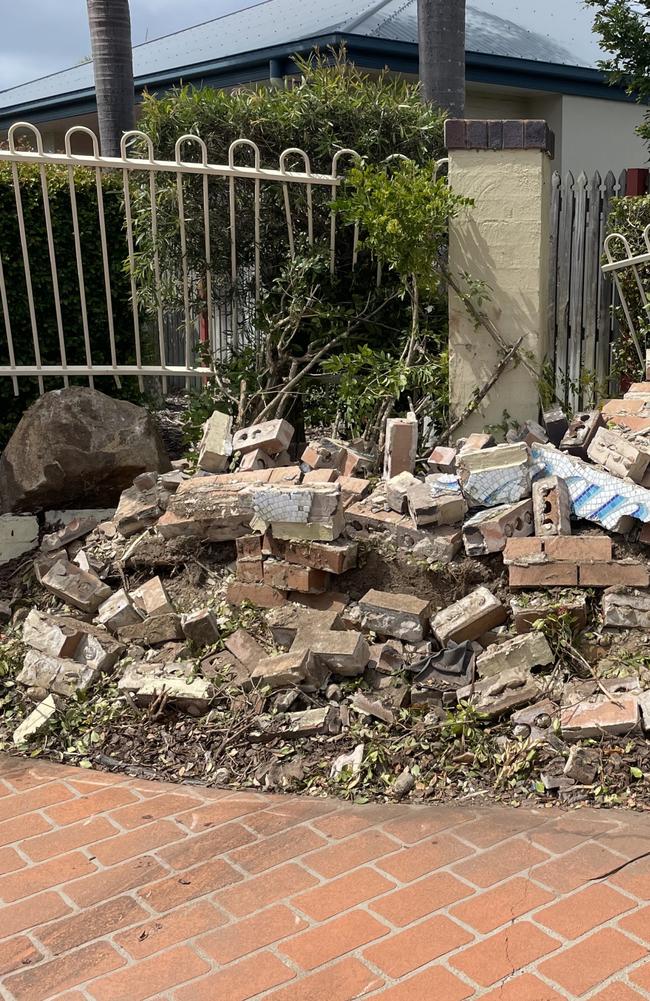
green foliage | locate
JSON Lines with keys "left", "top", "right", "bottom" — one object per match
{"left": 0, "top": 164, "right": 140, "bottom": 446}
{"left": 585, "top": 0, "right": 650, "bottom": 103}
{"left": 605, "top": 194, "right": 650, "bottom": 381}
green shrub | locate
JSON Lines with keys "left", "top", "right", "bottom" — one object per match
{"left": 0, "top": 165, "right": 140, "bottom": 447}
{"left": 605, "top": 193, "right": 650, "bottom": 381}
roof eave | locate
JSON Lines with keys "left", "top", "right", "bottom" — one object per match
{"left": 0, "top": 31, "right": 640, "bottom": 130}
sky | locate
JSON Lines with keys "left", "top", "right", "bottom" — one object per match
{"left": 0, "top": 0, "right": 250, "bottom": 91}
{"left": 0, "top": 0, "right": 603, "bottom": 94}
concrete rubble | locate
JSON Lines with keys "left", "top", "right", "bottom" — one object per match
{"left": 8, "top": 384, "right": 650, "bottom": 805}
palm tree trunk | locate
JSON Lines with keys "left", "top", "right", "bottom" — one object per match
{"left": 417, "top": 0, "right": 466, "bottom": 116}
{"left": 86, "top": 0, "right": 135, "bottom": 156}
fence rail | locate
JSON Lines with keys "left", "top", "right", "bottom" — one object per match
{"left": 0, "top": 123, "right": 359, "bottom": 394}
{"left": 549, "top": 168, "right": 626, "bottom": 410}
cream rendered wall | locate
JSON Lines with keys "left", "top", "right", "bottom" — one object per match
{"left": 560, "top": 96, "right": 647, "bottom": 178}
{"left": 448, "top": 148, "right": 551, "bottom": 433}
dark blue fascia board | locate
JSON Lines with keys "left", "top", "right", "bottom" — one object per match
{"left": 0, "top": 31, "right": 639, "bottom": 130}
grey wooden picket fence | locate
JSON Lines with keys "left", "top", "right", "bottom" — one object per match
{"left": 549, "top": 168, "right": 627, "bottom": 411}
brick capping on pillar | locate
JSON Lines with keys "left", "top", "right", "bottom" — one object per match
{"left": 445, "top": 119, "right": 555, "bottom": 159}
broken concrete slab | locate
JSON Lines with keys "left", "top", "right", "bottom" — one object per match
{"left": 457, "top": 443, "right": 531, "bottom": 508}
{"left": 532, "top": 476, "right": 571, "bottom": 537}
{"left": 233, "top": 419, "right": 293, "bottom": 456}
{"left": 41, "top": 560, "right": 112, "bottom": 614}
{"left": 198, "top": 411, "right": 233, "bottom": 473}
{"left": 131, "top": 576, "right": 174, "bottom": 618}
{"left": 531, "top": 444, "right": 650, "bottom": 530}
{"left": 13, "top": 695, "right": 58, "bottom": 745}
{"left": 476, "top": 632, "right": 554, "bottom": 679}
{"left": 462, "top": 500, "right": 533, "bottom": 556}
{"left": 0, "top": 514, "right": 39, "bottom": 566}
{"left": 358, "top": 589, "right": 431, "bottom": 643}
{"left": 431, "top": 587, "right": 507, "bottom": 646}
{"left": 181, "top": 609, "right": 221, "bottom": 647}
{"left": 157, "top": 475, "right": 256, "bottom": 541}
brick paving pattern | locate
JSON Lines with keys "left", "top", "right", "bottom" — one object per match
{"left": 2, "top": 755, "right": 650, "bottom": 999}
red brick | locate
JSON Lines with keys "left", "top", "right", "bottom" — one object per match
{"left": 457, "top": 810, "right": 545, "bottom": 848}
{"left": 370, "top": 871, "right": 472, "bottom": 926}
{"left": 36, "top": 896, "right": 149, "bottom": 956}
{"left": 0, "top": 812, "right": 51, "bottom": 847}
{"left": 480, "top": 974, "right": 566, "bottom": 1000}
{"left": 0, "top": 845, "right": 26, "bottom": 873}
{"left": 579, "top": 561, "right": 650, "bottom": 586}
{"left": 312, "top": 809, "right": 393, "bottom": 839}
{"left": 592, "top": 984, "right": 647, "bottom": 1000}
{"left": 23, "top": 816, "right": 116, "bottom": 862}
{"left": 452, "top": 837, "right": 548, "bottom": 888}
{"left": 0, "top": 850, "right": 96, "bottom": 902}
{"left": 66, "top": 855, "right": 166, "bottom": 907}
{"left": 381, "top": 807, "right": 472, "bottom": 843}
{"left": 537, "top": 883, "right": 634, "bottom": 939}
{"left": 503, "top": 538, "right": 544, "bottom": 561}
{"left": 229, "top": 826, "right": 326, "bottom": 874}
{"left": 116, "top": 900, "right": 226, "bottom": 959}
{"left": 364, "top": 915, "right": 472, "bottom": 978}
{"left": 303, "top": 468, "right": 339, "bottom": 483}
{"left": 236, "top": 534, "right": 263, "bottom": 560}
{"left": 227, "top": 580, "right": 287, "bottom": 608}
{"left": 0, "top": 781, "right": 75, "bottom": 822}
{"left": 535, "top": 843, "right": 624, "bottom": 892}
{"left": 377, "top": 834, "right": 472, "bottom": 881}
{"left": 157, "top": 820, "right": 254, "bottom": 868}
{"left": 175, "top": 797, "right": 265, "bottom": 832}
{"left": 236, "top": 557, "right": 264, "bottom": 582}
{"left": 0, "top": 891, "right": 71, "bottom": 939}
{"left": 280, "top": 910, "right": 388, "bottom": 971}
{"left": 109, "top": 792, "right": 200, "bottom": 829}
{"left": 259, "top": 957, "right": 382, "bottom": 1001}
{"left": 0, "top": 935, "right": 41, "bottom": 976}
{"left": 89, "top": 944, "right": 209, "bottom": 1001}
{"left": 294, "top": 867, "right": 394, "bottom": 922}
{"left": 199, "top": 904, "right": 305, "bottom": 964}
{"left": 373, "top": 966, "right": 472, "bottom": 1001}
{"left": 174, "top": 952, "right": 295, "bottom": 1001}
{"left": 216, "top": 862, "right": 318, "bottom": 917}
{"left": 451, "top": 876, "right": 553, "bottom": 933}
{"left": 138, "top": 857, "right": 242, "bottom": 912}
{"left": 451, "top": 922, "right": 559, "bottom": 987}
{"left": 509, "top": 562, "right": 578, "bottom": 587}
{"left": 44, "top": 786, "right": 137, "bottom": 826}
{"left": 544, "top": 535, "right": 612, "bottom": 561}
{"left": 619, "top": 903, "right": 650, "bottom": 942}
{"left": 305, "top": 830, "right": 397, "bottom": 878}
{"left": 529, "top": 814, "right": 617, "bottom": 854}
{"left": 90, "top": 818, "right": 182, "bottom": 865}
{"left": 4, "top": 941, "right": 124, "bottom": 1001}
{"left": 540, "top": 928, "right": 645, "bottom": 995}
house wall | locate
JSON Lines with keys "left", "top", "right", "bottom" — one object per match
{"left": 560, "top": 95, "right": 647, "bottom": 178}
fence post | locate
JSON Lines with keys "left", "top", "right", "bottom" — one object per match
{"left": 625, "top": 168, "right": 649, "bottom": 197}
{"left": 445, "top": 119, "right": 555, "bottom": 434}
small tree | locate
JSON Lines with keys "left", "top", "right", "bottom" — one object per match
{"left": 417, "top": 0, "right": 466, "bottom": 115}
{"left": 86, "top": 0, "right": 135, "bottom": 156}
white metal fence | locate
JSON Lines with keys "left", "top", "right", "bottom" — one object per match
{"left": 0, "top": 123, "right": 360, "bottom": 394}
{"left": 603, "top": 223, "right": 650, "bottom": 380}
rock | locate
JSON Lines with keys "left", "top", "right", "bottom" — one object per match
{"left": 0, "top": 388, "right": 170, "bottom": 513}
{"left": 13, "top": 695, "right": 58, "bottom": 745}
{"left": 0, "top": 514, "right": 39, "bottom": 565}
{"left": 393, "top": 768, "right": 415, "bottom": 800}
{"left": 564, "top": 746, "right": 599, "bottom": 784}
{"left": 41, "top": 560, "right": 112, "bottom": 613}
{"left": 181, "top": 609, "right": 220, "bottom": 647}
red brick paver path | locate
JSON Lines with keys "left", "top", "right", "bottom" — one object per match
{"left": 2, "top": 755, "right": 650, "bottom": 1000}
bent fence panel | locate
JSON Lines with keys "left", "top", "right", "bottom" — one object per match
{"left": 0, "top": 124, "right": 358, "bottom": 395}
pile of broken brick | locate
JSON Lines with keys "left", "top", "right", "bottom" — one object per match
{"left": 9, "top": 385, "right": 650, "bottom": 797}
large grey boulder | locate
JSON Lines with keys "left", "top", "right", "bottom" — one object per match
{"left": 0, "top": 388, "right": 170, "bottom": 513}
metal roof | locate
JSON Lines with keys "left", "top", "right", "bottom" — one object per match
{"left": 0, "top": 0, "right": 603, "bottom": 113}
